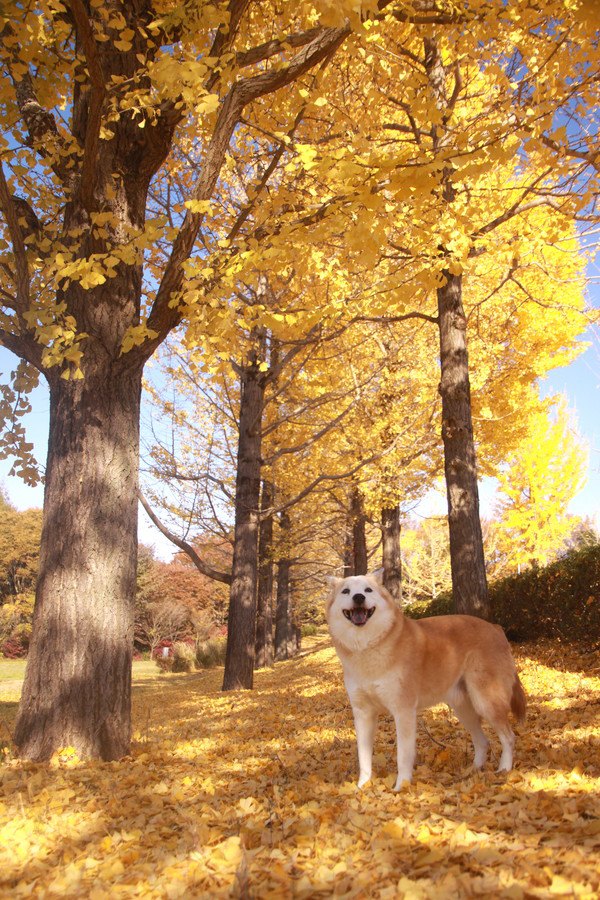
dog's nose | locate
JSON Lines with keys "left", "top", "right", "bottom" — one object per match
{"left": 352, "top": 593, "right": 365, "bottom": 605}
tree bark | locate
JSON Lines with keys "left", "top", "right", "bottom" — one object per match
{"left": 381, "top": 505, "right": 402, "bottom": 602}
{"left": 14, "top": 359, "right": 142, "bottom": 759}
{"left": 351, "top": 487, "right": 368, "bottom": 576}
{"left": 274, "top": 511, "right": 292, "bottom": 661}
{"left": 222, "top": 363, "right": 265, "bottom": 690}
{"left": 437, "top": 271, "right": 491, "bottom": 618}
{"left": 255, "top": 479, "right": 274, "bottom": 668}
{"left": 342, "top": 523, "right": 354, "bottom": 577}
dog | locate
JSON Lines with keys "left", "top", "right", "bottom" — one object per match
{"left": 326, "top": 572, "right": 526, "bottom": 789}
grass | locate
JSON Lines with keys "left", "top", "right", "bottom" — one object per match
{"left": 0, "top": 657, "right": 196, "bottom": 700}
{"left": 0, "top": 659, "right": 27, "bottom": 686}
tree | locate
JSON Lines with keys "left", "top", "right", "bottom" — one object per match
{"left": 493, "top": 398, "right": 589, "bottom": 571}
{"left": 0, "top": 0, "right": 360, "bottom": 760}
{"left": 0, "top": 501, "right": 42, "bottom": 599}
{"left": 0, "top": 493, "right": 41, "bottom": 655}
{"left": 255, "top": 478, "right": 275, "bottom": 668}
{"left": 381, "top": 505, "right": 402, "bottom": 601}
{"left": 135, "top": 598, "right": 189, "bottom": 658}
{"left": 401, "top": 517, "right": 452, "bottom": 605}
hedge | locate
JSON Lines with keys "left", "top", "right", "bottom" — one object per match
{"left": 407, "top": 544, "right": 600, "bottom": 642}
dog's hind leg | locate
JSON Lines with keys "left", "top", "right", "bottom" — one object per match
{"left": 465, "top": 676, "right": 516, "bottom": 772}
{"left": 450, "top": 694, "right": 489, "bottom": 769}
{"left": 490, "top": 715, "right": 515, "bottom": 772}
{"left": 352, "top": 704, "right": 378, "bottom": 788}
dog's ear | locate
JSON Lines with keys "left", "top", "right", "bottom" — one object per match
{"left": 324, "top": 575, "right": 343, "bottom": 591}
{"left": 368, "top": 568, "right": 385, "bottom": 585}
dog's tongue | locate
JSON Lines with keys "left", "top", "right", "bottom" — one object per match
{"left": 350, "top": 607, "right": 368, "bottom": 626}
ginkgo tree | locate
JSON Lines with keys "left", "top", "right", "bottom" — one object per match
{"left": 286, "top": 5, "right": 598, "bottom": 618}
{"left": 493, "top": 398, "right": 589, "bottom": 572}
{"left": 0, "top": 0, "right": 381, "bottom": 761}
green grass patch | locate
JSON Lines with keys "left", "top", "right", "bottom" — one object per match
{"left": 0, "top": 659, "right": 27, "bottom": 685}
{"left": 0, "top": 658, "right": 173, "bottom": 705}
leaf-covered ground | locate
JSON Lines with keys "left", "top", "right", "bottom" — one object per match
{"left": 0, "top": 638, "right": 599, "bottom": 898}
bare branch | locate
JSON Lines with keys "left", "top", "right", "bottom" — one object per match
{"left": 139, "top": 491, "right": 232, "bottom": 585}
{"left": 235, "top": 27, "right": 324, "bottom": 69}
{"left": 355, "top": 311, "right": 438, "bottom": 326}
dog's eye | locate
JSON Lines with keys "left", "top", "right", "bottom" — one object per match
{"left": 365, "top": 587, "right": 373, "bottom": 593}
{"left": 341, "top": 588, "right": 350, "bottom": 594}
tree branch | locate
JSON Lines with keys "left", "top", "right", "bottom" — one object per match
{"left": 0, "top": 161, "right": 31, "bottom": 317}
{"left": 0, "top": 327, "right": 44, "bottom": 371}
{"left": 235, "top": 27, "right": 324, "bottom": 69}
{"left": 355, "top": 311, "right": 438, "bottom": 325}
{"left": 12, "top": 70, "right": 77, "bottom": 191}
{"left": 65, "top": 0, "right": 107, "bottom": 211}
{"left": 139, "top": 491, "right": 232, "bottom": 585}
{"left": 132, "top": 24, "right": 350, "bottom": 366}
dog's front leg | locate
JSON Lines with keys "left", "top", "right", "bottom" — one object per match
{"left": 352, "top": 704, "right": 377, "bottom": 788}
{"left": 393, "top": 707, "right": 417, "bottom": 789}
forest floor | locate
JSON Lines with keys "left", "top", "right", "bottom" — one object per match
{"left": 0, "top": 636, "right": 599, "bottom": 898}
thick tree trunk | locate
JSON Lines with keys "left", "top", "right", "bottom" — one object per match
{"left": 381, "top": 505, "right": 402, "bottom": 602}
{"left": 437, "top": 271, "right": 491, "bottom": 619}
{"left": 351, "top": 488, "right": 368, "bottom": 576}
{"left": 14, "top": 362, "right": 142, "bottom": 760}
{"left": 222, "top": 364, "right": 265, "bottom": 690}
{"left": 255, "top": 479, "right": 274, "bottom": 668}
{"left": 274, "top": 511, "right": 292, "bottom": 661}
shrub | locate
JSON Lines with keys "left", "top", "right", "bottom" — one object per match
{"left": 171, "top": 641, "right": 195, "bottom": 673}
{"left": 406, "top": 593, "right": 452, "bottom": 620}
{"left": 406, "top": 544, "right": 600, "bottom": 643}
{"left": 1, "top": 637, "right": 28, "bottom": 659}
{"left": 490, "top": 544, "right": 600, "bottom": 642}
{"left": 195, "top": 637, "right": 227, "bottom": 669}
{"left": 301, "top": 624, "right": 319, "bottom": 637}
{"left": 155, "top": 654, "right": 174, "bottom": 673}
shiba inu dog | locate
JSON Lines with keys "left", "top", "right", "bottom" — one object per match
{"left": 326, "top": 572, "right": 526, "bottom": 789}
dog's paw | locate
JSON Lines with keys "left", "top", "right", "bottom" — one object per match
{"left": 393, "top": 775, "right": 412, "bottom": 791}
{"left": 357, "top": 775, "right": 371, "bottom": 789}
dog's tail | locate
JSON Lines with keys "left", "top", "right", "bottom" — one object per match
{"left": 511, "top": 674, "right": 527, "bottom": 722}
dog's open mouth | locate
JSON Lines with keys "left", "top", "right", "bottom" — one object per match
{"left": 343, "top": 607, "right": 375, "bottom": 626}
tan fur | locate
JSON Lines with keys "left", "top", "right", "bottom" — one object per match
{"left": 326, "top": 573, "right": 526, "bottom": 789}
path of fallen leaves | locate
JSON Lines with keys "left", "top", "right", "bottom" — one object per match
{"left": 0, "top": 637, "right": 599, "bottom": 898}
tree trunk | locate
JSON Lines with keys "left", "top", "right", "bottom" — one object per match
{"left": 274, "top": 511, "right": 292, "bottom": 661}
{"left": 437, "top": 271, "right": 491, "bottom": 619}
{"left": 222, "top": 363, "right": 265, "bottom": 690}
{"left": 381, "top": 505, "right": 402, "bottom": 602}
{"left": 350, "top": 487, "right": 368, "bottom": 576}
{"left": 255, "top": 479, "right": 274, "bottom": 668}
{"left": 342, "top": 523, "right": 353, "bottom": 577}
{"left": 14, "top": 361, "right": 142, "bottom": 760}
{"left": 422, "top": 36, "right": 491, "bottom": 620}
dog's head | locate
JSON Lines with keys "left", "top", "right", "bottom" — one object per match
{"left": 325, "top": 572, "right": 399, "bottom": 650}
